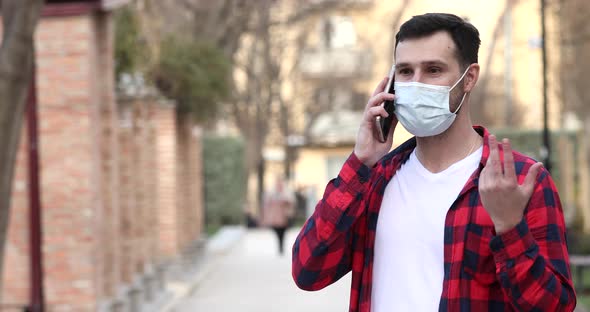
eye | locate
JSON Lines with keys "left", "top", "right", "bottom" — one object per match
{"left": 398, "top": 68, "right": 412, "bottom": 75}
{"left": 427, "top": 66, "right": 442, "bottom": 74}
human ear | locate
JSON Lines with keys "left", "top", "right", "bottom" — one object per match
{"left": 463, "top": 63, "right": 480, "bottom": 93}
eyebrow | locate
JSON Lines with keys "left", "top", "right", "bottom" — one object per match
{"left": 396, "top": 60, "right": 448, "bottom": 67}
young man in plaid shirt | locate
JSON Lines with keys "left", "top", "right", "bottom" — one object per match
{"left": 292, "top": 13, "right": 576, "bottom": 311}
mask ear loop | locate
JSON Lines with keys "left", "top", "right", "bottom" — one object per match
{"left": 450, "top": 66, "right": 471, "bottom": 90}
{"left": 452, "top": 93, "right": 467, "bottom": 114}
{"left": 450, "top": 66, "right": 471, "bottom": 114}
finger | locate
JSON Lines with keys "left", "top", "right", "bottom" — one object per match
{"left": 366, "top": 105, "right": 389, "bottom": 119}
{"left": 479, "top": 165, "right": 496, "bottom": 194}
{"left": 478, "top": 166, "right": 488, "bottom": 189}
{"left": 521, "top": 162, "right": 543, "bottom": 195}
{"left": 486, "top": 135, "right": 502, "bottom": 174}
{"left": 366, "top": 92, "right": 395, "bottom": 109}
{"left": 502, "top": 138, "right": 516, "bottom": 180}
{"left": 362, "top": 105, "right": 389, "bottom": 125}
{"left": 371, "top": 77, "right": 390, "bottom": 97}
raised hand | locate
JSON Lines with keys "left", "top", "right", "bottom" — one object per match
{"left": 353, "top": 77, "right": 397, "bottom": 167}
{"left": 479, "top": 135, "right": 543, "bottom": 234}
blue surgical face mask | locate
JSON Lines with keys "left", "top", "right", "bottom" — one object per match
{"left": 394, "top": 68, "right": 469, "bottom": 137}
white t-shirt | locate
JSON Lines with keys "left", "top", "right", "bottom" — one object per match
{"left": 371, "top": 146, "right": 482, "bottom": 312}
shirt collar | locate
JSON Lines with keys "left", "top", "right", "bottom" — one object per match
{"left": 385, "top": 125, "right": 490, "bottom": 191}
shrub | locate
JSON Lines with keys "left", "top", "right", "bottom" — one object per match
{"left": 154, "top": 36, "right": 231, "bottom": 122}
{"left": 203, "top": 136, "right": 246, "bottom": 229}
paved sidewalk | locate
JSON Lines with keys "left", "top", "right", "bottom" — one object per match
{"left": 166, "top": 227, "right": 350, "bottom": 312}
{"left": 161, "top": 226, "right": 587, "bottom": 312}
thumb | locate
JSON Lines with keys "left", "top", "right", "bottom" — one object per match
{"left": 521, "top": 162, "right": 543, "bottom": 195}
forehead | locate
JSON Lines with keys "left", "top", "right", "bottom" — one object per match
{"left": 394, "top": 31, "right": 459, "bottom": 67}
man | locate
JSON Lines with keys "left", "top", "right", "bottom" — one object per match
{"left": 291, "top": 13, "right": 576, "bottom": 311}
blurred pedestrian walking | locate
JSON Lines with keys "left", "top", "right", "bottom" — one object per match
{"left": 262, "top": 176, "right": 295, "bottom": 255}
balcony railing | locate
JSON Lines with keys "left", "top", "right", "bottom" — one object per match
{"left": 299, "top": 48, "right": 372, "bottom": 79}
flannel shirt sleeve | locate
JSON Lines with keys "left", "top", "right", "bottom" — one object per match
{"left": 292, "top": 152, "right": 371, "bottom": 291}
{"left": 490, "top": 168, "right": 576, "bottom": 311}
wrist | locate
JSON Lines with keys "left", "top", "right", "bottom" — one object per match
{"left": 493, "top": 217, "right": 523, "bottom": 235}
{"left": 353, "top": 150, "right": 375, "bottom": 168}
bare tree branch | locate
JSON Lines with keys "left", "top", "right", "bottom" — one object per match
{"left": 0, "top": 0, "right": 43, "bottom": 295}
{"left": 388, "top": 0, "right": 412, "bottom": 59}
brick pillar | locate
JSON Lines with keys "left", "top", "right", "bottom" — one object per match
{"left": 142, "top": 100, "right": 161, "bottom": 303}
{"left": 117, "top": 102, "right": 134, "bottom": 285}
{"left": 2, "top": 13, "right": 118, "bottom": 311}
{"left": 175, "top": 120, "right": 204, "bottom": 252}
{"left": 145, "top": 101, "right": 160, "bottom": 266}
{"left": 41, "top": 13, "right": 102, "bottom": 310}
{"left": 116, "top": 95, "right": 163, "bottom": 306}
{"left": 90, "top": 11, "right": 121, "bottom": 303}
{"left": 133, "top": 98, "right": 151, "bottom": 276}
{"left": 154, "top": 102, "right": 178, "bottom": 258}
{"left": 176, "top": 120, "right": 190, "bottom": 251}
{"left": 189, "top": 126, "right": 204, "bottom": 245}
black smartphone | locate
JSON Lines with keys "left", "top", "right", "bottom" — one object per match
{"left": 375, "top": 64, "right": 396, "bottom": 143}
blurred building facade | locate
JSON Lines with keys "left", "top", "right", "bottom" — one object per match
{"left": 2, "top": 1, "right": 205, "bottom": 311}
{"left": 243, "top": 0, "right": 571, "bottom": 218}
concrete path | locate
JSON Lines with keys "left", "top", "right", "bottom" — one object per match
{"left": 168, "top": 227, "right": 350, "bottom": 312}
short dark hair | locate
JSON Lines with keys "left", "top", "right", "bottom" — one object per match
{"left": 395, "top": 13, "right": 481, "bottom": 69}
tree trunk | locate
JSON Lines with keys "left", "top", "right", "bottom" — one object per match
{"left": 0, "top": 0, "right": 43, "bottom": 295}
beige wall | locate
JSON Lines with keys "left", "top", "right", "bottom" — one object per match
{"left": 293, "top": 146, "right": 355, "bottom": 202}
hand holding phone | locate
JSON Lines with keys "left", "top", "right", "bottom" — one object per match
{"left": 353, "top": 67, "right": 397, "bottom": 167}
{"left": 375, "top": 65, "right": 396, "bottom": 143}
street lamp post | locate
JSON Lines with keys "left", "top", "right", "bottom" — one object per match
{"left": 541, "top": 0, "right": 552, "bottom": 172}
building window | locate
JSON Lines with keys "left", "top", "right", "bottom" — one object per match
{"left": 312, "top": 86, "right": 365, "bottom": 112}
{"left": 320, "top": 16, "right": 357, "bottom": 49}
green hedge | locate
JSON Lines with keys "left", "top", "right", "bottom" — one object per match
{"left": 203, "top": 136, "right": 246, "bottom": 228}
{"left": 567, "top": 230, "right": 590, "bottom": 254}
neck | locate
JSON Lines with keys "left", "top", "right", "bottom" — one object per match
{"left": 414, "top": 114, "right": 481, "bottom": 173}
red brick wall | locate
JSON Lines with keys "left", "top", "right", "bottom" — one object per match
{"left": 91, "top": 11, "right": 121, "bottom": 303}
{"left": 145, "top": 108, "right": 160, "bottom": 267}
{"left": 117, "top": 97, "right": 161, "bottom": 283}
{"left": 155, "top": 106, "right": 204, "bottom": 259}
{"left": 118, "top": 103, "right": 135, "bottom": 286}
{"left": 176, "top": 119, "right": 204, "bottom": 251}
{"left": 3, "top": 14, "right": 102, "bottom": 311}
{"left": 154, "top": 102, "right": 179, "bottom": 258}
{"left": 2, "top": 9, "right": 205, "bottom": 312}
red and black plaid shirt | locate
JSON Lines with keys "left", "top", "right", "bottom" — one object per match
{"left": 292, "top": 126, "right": 576, "bottom": 311}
